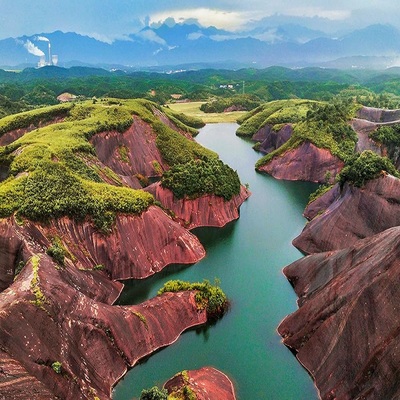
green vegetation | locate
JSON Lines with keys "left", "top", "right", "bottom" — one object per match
{"left": 236, "top": 99, "right": 316, "bottom": 137}
{"left": 168, "top": 102, "right": 246, "bottom": 123}
{"left": 253, "top": 99, "right": 358, "bottom": 168}
{"left": 0, "top": 100, "right": 165, "bottom": 230}
{"left": 308, "top": 184, "right": 334, "bottom": 205}
{"left": 370, "top": 125, "right": 400, "bottom": 163}
{"left": 338, "top": 150, "right": 400, "bottom": 187}
{"left": 51, "top": 361, "right": 62, "bottom": 374}
{"left": 140, "top": 386, "right": 168, "bottom": 400}
{"left": 154, "top": 120, "right": 216, "bottom": 165}
{"left": 132, "top": 311, "right": 148, "bottom": 328}
{"left": 0, "top": 103, "right": 72, "bottom": 136}
{"left": 30, "top": 255, "right": 47, "bottom": 309}
{"left": 158, "top": 279, "right": 228, "bottom": 318}
{"left": 161, "top": 158, "right": 240, "bottom": 200}
{"left": 200, "top": 94, "right": 261, "bottom": 113}
{"left": 46, "top": 237, "right": 67, "bottom": 266}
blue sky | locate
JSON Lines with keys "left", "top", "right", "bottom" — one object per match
{"left": 0, "top": 0, "right": 398, "bottom": 41}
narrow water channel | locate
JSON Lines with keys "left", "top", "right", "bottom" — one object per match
{"left": 113, "top": 123, "right": 318, "bottom": 400}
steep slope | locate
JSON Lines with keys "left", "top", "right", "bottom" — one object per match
{"left": 257, "top": 141, "right": 344, "bottom": 183}
{"left": 278, "top": 227, "right": 400, "bottom": 400}
{"left": 0, "top": 99, "right": 246, "bottom": 399}
{"left": 164, "top": 367, "right": 237, "bottom": 400}
{"left": 293, "top": 174, "right": 400, "bottom": 254}
{"left": 146, "top": 183, "right": 250, "bottom": 229}
{"left": 237, "top": 99, "right": 357, "bottom": 183}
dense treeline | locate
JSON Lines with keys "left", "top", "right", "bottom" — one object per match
{"left": 200, "top": 94, "right": 261, "bottom": 113}
{"left": 161, "top": 158, "right": 241, "bottom": 200}
{"left": 2, "top": 65, "right": 400, "bottom": 117}
{"left": 338, "top": 150, "right": 400, "bottom": 187}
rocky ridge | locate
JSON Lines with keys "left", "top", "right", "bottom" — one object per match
{"left": 0, "top": 100, "right": 248, "bottom": 399}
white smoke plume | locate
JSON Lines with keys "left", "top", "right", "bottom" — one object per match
{"left": 24, "top": 40, "right": 45, "bottom": 57}
{"left": 36, "top": 36, "right": 50, "bottom": 42}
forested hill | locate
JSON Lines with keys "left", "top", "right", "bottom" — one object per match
{"left": 2, "top": 65, "right": 400, "bottom": 115}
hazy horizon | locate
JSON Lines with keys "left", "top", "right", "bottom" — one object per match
{"left": 0, "top": 0, "right": 398, "bottom": 43}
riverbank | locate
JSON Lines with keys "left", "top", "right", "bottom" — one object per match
{"left": 166, "top": 102, "right": 246, "bottom": 123}
{"left": 113, "top": 123, "right": 318, "bottom": 400}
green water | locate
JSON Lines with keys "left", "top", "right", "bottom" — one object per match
{"left": 113, "top": 123, "right": 318, "bottom": 400}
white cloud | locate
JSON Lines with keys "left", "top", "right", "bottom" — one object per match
{"left": 149, "top": 8, "right": 251, "bottom": 31}
{"left": 187, "top": 32, "right": 205, "bottom": 40}
{"left": 136, "top": 29, "right": 167, "bottom": 46}
{"left": 285, "top": 7, "right": 351, "bottom": 20}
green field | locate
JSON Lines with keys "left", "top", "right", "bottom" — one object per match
{"left": 167, "top": 101, "right": 246, "bottom": 123}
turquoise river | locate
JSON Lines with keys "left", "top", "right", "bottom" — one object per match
{"left": 113, "top": 123, "right": 319, "bottom": 400}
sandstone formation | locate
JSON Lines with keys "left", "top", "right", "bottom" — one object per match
{"left": 351, "top": 106, "right": 400, "bottom": 158}
{"left": 293, "top": 174, "right": 400, "bottom": 254}
{"left": 0, "top": 100, "right": 248, "bottom": 400}
{"left": 164, "top": 367, "right": 237, "bottom": 400}
{"left": 278, "top": 226, "right": 400, "bottom": 400}
{"left": 257, "top": 141, "right": 344, "bottom": 183}
{"left": 0, "top": 217, "right": 209, "bottom": 399}
{"left": 22, "top": 207, "right": 206, "bottom": 280}
{"left": 252, "top": 124, "right": 293, "bottom": 154}
{"left": 146, "top": 183, "right": 250, "bottom": 230}
{"left": 91, "top": 116, "right": 168, "bottom": 185}
{"left": 0, "top": 116, "right": 66, "bottom": 146}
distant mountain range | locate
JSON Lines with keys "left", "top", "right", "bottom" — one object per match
{"left": 1, "top": 22, "right": 400, "bottom": 70}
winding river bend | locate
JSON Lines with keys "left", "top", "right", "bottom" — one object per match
{"left": 113, "top": 123, "right": 318, "bottom": 400}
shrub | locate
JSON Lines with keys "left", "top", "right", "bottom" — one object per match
{"left": 46, "top": 237, "right": 66, "bottom": 266}
{"left": 338, "top": 150, "right": 400, "bottom": 187}
{"left": 140, "top": 386, "right": 168, "bottom": 400}
{"left": 51, "top": 361, "right": 62, "bottom": 374}
{"left": 161, "top": 158, "right": 240, "bottom": 200}
{"left": 158, "top": 279, "right": 228, "bottom": 318}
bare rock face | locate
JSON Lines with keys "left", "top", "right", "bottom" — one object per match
{"left": 0, "top": 349, "right": 57, "bottom": 400}
{"left": 0, "top": 220, "right": 209, "bottom": 399}
{"left": 0, "top": 117, "right": 66, "bottom": 146}
{"left": 257, "top": 141, "right": 344, "bottom": 183}
{"left": 145, "top": 183, "right": 250, "bottom": 229}
{"left": 252, "top": 124, "right": 293, "bottom": 154}
{"left": 164, "top": 367, "right": 237, "bottom": 400}
{"left": 25, "top": 206, "right": 206, "bottom": 280}
{"left": 91, "top": 116, "right": 168, "bottom": 183}
{"left": 356, "top": 106, "right": 400, "bottom": 123}
{"left": 293, "top": 174, "right": 400, "bottom": 254}
{"left": 278, "top": 226, "right": 400, "bottom": 400}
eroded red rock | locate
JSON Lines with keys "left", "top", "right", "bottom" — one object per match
{"left": 91, "top": 116, "right": 168, "bottom": 184}
{"left": 257, "top": 141, "right": 344, "bottom": 183}
{"left": 0, "top": 245, "right": 208, "bottom": 399}
{"left": 164, "top": 367, "right": 237, "bottom": 400}
{"left": 252, "top": 123, "right": 293, "bottom": 154}
{"left": 293, "top": 174, "right": 400, "bottom": 254}
{"left": 278, "top": 226, "right": 400, "bottom": 400}
{"left": 145, "top": 183, "right": 250, "bottom": 229}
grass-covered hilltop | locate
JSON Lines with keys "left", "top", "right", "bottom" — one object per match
{"left": 0, "top": 98, "right": 241, "bottom": 231}
{"left": 0, "top": 96, "right": 248, "bottom": 400}
{"left": 236, "top": 95, "right": 400, "bottom": 187}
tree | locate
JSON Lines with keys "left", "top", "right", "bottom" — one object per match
{"left": 140, "top": 386, "right": 168, "bottom": 400}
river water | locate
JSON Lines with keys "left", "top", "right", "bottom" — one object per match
{"left": 113, "top": 123, "right": 318, "bottom": 400}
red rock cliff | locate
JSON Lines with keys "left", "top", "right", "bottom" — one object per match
{"left": 0, "top": 216, "right": 209, "bottom": 399}
{"left": 278, "top": 226, "right": 400, "bottom": 400}
{"left": 293, "top": 174, "right": 400, "bottom": 254}
{"left": 145, "top": 183, "right": 250, "bottom": 229}
{"left": 164, "top": 367, "right": 237, "bottom": 400}
{"left": 257, "top": 141, "right": 344, "bottom": 183}
{"left": 23, "top": 206, "right": 206, "bottom": 280}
